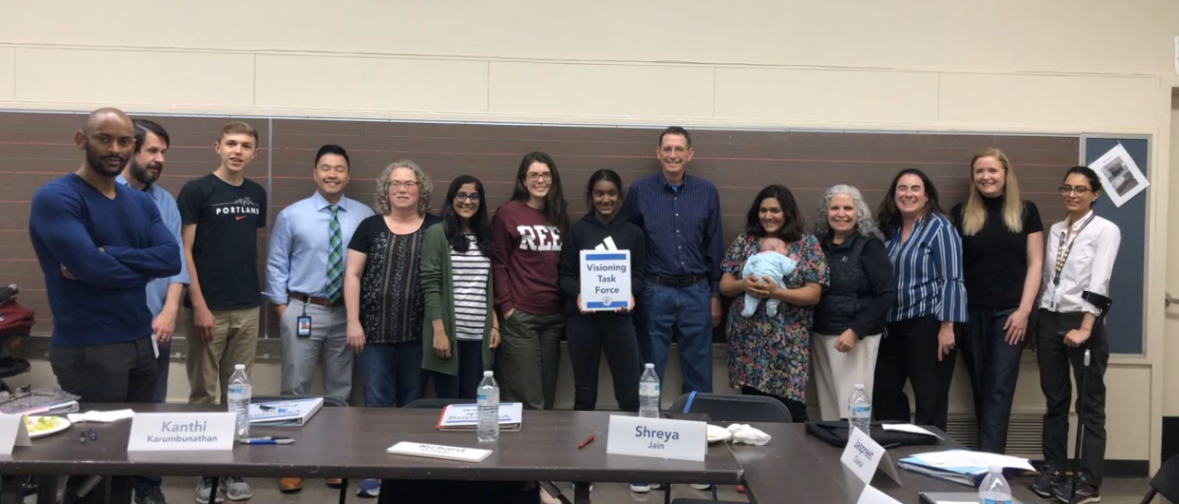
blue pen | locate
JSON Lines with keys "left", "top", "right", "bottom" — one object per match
{"left": 239, "top": 437, "right": 294, "bottom": 445}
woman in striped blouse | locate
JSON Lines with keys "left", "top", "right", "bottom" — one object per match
{"left": 420, "top": 175, "right": 501, "bottom": 399}
{"left": 872, "top": 168, "right": 967, "bottom": 431}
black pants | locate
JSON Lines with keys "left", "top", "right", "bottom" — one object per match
{"left": 957, "top": 306, "right": 1026, "bottom": 453}
{"left": 1037, "top": 309, "right": 1108, "bottom": 486}
{"left": 50, "top": 337, "right": 157, "bottom": 504}
{"left": 432, "top": 340, "right": 485, "bottom": 400}
{"left": 740, "top": 386, "right": 809, "bottom": 423}
{"left": 873, "top": 316, "right": 956, "bottom": 432}
{"left": 566, "top": 313, "right": 641, "bottom": 412}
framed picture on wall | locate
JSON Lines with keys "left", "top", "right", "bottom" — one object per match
{"left": 1089, "top": 143, "right": 1149, "bottom": 207}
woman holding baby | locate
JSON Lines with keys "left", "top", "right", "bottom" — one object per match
{"left": 719, "top": 185, "right": 829, "bottom": 422}
{"left": 811, "top": 185, "right": 896, "bottom": 422}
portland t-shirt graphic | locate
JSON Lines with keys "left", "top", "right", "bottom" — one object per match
{"left": 213, "top": 197, "right": 262, "bottom": 219}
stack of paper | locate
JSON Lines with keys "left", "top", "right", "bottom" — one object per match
{"left": 437, "top": 403, "right": 523, "bottom": 431}
{"left": 248, "top": 398, "right": 324, "bottom": 427}
{"left": 899, "top": 450, "right": 1034, "bottom": 487}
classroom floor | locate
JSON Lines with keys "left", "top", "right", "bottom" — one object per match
{"left": 149, "top": 476, "right": 1159, "bottom": 503}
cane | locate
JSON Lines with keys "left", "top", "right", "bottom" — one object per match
{"left": 1069, "top": 291, "right": 1111, "bottom": 504}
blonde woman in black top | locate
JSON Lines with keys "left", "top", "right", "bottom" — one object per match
{"left": 949, "top": 148, "right": 1043, "bottom": 454}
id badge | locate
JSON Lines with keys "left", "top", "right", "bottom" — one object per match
{"left": 296, "top": 316, "right": 312, "bottom": 337}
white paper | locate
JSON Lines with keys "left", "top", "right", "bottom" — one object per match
{"left": 1088, "top": 143, "right": 1149, "bottom": 207}
{"left": 126, "top": 412, "right": 236, "bottom": 452}
{"left": 856, "top": 484, "right": 903, "bottom": 504}
{"left": 386, "top": 442, "right": 492, "bottom": 462}
{"left": 1174, "top": 35, "right": 1179, "bottom": 75}
{"left": 905, "top": 450, "right": 1034, "bottom": 472}
{"left": 0, "top": 415, "right": 32, "bottom": 454}
{"left": 840, "top": 427, "right": 900, "bottom": 484}
{"left": 579, "top": 251, "right": 632, "bottom": 311}
{"left": 881, "top": 423, "right": 943, "bottom": 439}
{"left": 605, "top": 415, "right": 707, "bottom": 462}
{"left": 935, "top": 501, "right": 976, "bottom": 504}
{"left": 68, "top": 409, "right": 135, "bottom": 424}
{"left": 438, "top": 403, "right": 523, "bottom": 428}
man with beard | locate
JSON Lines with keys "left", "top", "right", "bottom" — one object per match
{"left": 28, "top": 108, "right": 181, "bottom": 504}
{"left": 118, "top": 119, "right": 189, "bottom": 504}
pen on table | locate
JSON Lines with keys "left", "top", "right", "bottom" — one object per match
{"left": 240, "top": 437, "right": 294, "bottom": 445}
{"left": 578, "top": 434, "right": 595, "bottom": 450}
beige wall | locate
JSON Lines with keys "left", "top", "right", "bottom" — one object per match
{"left": 2, "top": 0, "right": 1178, "bottom": 471}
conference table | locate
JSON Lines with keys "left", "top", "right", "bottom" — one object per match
{"left": 0, "top": 404, "right": 1041, "bottom": 504}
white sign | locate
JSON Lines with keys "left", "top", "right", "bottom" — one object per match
{"left": 1089, "top": 143, "right": 1149, "bottom": 207}
{"left": 605, "top": 415, "right": 707, "bottom": 462}
{"left": 0, "top": 415, "right": 32, "bottom": 455}
{"left": 840, "top": 427, "right": 901, "bottom": 485}
{"left": 856, "top": 484, "right": 903, "bottom": 504}
{"left": 579, "top": 251, "right": 632, "bottom": 311}
{"left": 127, "top": 413, "right": 236, "bottom": 452}
{"left": 386, "top": 442, "right": 493, "bottom": 462}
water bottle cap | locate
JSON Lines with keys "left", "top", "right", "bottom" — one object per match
{"left": 234, "top": 364, "right": 245, "bottom": 370}
{"left": 483, "top": 371, "right": 493, "bottom": 377}
{"left": 854, "top": 384, "right": 865, "bottom": 390}
{"left": 989, "top": 465, "right": 1002, "bottom": 473}
{"left": 645, "top": 363, "right": 654, "bottom": 369}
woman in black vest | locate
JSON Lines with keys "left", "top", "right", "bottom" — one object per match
{"left": 950, "top": 148, "right": 1044, "bottom": 454}
{"left": 811, "top": 184, "right": 896, "bottom": 421}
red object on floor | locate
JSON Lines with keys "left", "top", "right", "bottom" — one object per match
{"left": 737, "top": 484, "right": 746, "bottom": 494}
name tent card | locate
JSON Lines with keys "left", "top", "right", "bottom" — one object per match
{"left": 580, "top": 251, "right": 632, "bottom": 311}
{"left": 857, "top": 484, "right": 904, "bottom": 504}
{"left": 386, "top": 442, "right": 493, "bottom": 463}
{"left": 0, "top": 415, "right": 32, "bottom": 455}
{"left": 127, "top": 413, "right": 236, "bottom": 452}
{"left": 841, "top": 427, "right": 901, "bottom": 485}
{"left": 605, "top": 415, "right": 707, "bottom": 462}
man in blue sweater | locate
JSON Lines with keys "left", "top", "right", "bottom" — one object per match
{"left": 28, "top": 108, "right": 181, "bottom": 504}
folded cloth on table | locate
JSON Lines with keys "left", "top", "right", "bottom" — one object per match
{"left": 67, "top": 409, "right": 135, "bottom": 423}
{"left": 728, "top": 424, "right": 771, "bottom": 445}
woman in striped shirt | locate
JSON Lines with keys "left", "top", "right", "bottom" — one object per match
{"left": 420, "top": 175, "right": 501, "bottom": 399}
{"left": 873, "top": 168, "right": 967, "bottom": 431}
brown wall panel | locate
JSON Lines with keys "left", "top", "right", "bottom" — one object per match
{"left": 2, "top": 112, "right": 1079, "bottom": 339}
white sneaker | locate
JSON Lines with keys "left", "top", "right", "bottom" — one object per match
{"left": 629, "top": 483, "right": 651, "bottom": 493}
{"left": 691, "top": 483, "right": 712, "bottom": 491}
{"left": 194, "top": 478, "right": 224, "bottom": 504}
{"left": 223, "top": 477, "right": 251, "bottom": 501}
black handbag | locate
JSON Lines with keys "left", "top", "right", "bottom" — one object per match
{"left": 804, "top": 420, "right": 941, "bottom": 448}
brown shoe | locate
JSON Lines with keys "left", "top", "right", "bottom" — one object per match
{"left": 325, "top": 478, "right": 344, "bottom": 488}
{"left": 279, "top": 478, "right": 303, "bottom": 493}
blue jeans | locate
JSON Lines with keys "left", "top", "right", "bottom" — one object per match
{"left": 359, "top": 342, "right": 425, "bottom": 407}
{"left": 431, "top": 340, "right": 485, "bottom": 400}
{"left": 640, "top": 280, "right": 714, "bottom": 395}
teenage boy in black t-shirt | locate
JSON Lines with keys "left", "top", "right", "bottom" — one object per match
{"left": 177, "top": 122, "right": 267, "bottom": 503}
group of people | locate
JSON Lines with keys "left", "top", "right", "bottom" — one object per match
{"left": 29, "top": 108, "right": 1121, "bottom": 504}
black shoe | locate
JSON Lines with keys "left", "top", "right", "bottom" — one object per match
{"left": 1028, "top": 469, "right": 1065, "bottom": 498}
{"left": 1053, "top": 476, "right": 1100, "bottom": 503}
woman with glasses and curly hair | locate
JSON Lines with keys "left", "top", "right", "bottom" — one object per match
{"left": 810, "top": 185, "right": 895, "bottom": 422}
{"left": 492, "top": 151, "right": 569, "bottom": 411}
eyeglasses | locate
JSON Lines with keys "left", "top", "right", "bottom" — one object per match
{"left": 1058, "top": 186, "right": 1092, "bottom": 196}
{"left": 389, "top": 181, "right": 420, "bottom": 191}
{"left": 455, "top": 192, "right": 480, "bottom": 202}
{"left": 526, "top": 172, "right": 553, "bottom": 182}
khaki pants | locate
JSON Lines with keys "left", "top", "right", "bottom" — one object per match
{"left": 497, "top": 310, "right": 564, "bottom": 410}
{"left": 812, "top": 332, "right": 881, "bottom": 422}
{"left": 184, "top": 307, "right": 259, "bottom": 405}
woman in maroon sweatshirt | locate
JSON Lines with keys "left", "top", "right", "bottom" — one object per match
{"left": 492, "top": 151, "right": 569, "bottom": 410}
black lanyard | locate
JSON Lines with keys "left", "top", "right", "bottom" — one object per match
{"left": 1052, "top": 214, "right": 1095, "bottom": 286}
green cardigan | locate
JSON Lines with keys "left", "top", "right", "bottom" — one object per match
{"left": 420, "top": 224, "right": 496, "bottom": 376}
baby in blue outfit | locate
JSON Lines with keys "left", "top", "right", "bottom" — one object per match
{"left": 741, "top": 237, "right": 797, "bottom": 317}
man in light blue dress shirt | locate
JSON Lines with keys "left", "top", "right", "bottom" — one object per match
{"left": 266, "top": 144, "right": 374, "bottom": 402}
{"left": 118, "top": 119, "right": 189, "bottom": 504}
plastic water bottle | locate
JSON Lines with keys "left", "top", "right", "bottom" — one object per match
{"left": 848, "top": 383, "right": 871, "bottom": 436}
{"left": 639, "top": 363, "right": 661, "bottom": 418}
{"left": 477, "top": 371, "right": 500, "bottom": 442}
{"left": 227, "top": 364, "right": 251, "bottom": 439}
{"left": 978, "top": 465, "right": 1013, "bottom": 504}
